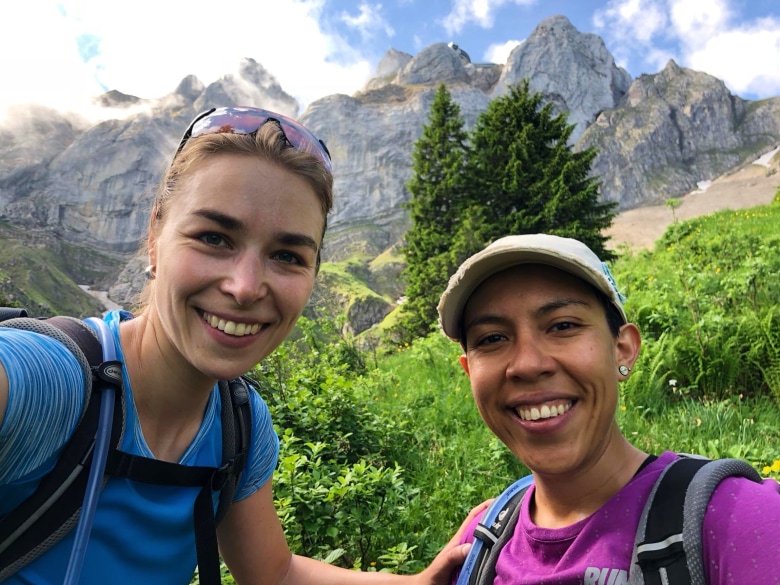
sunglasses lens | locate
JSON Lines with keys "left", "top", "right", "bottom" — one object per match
{"left": 184, "top": 107, "right": 331, "bottom": 173}
{"left": 278, "top": 121, "right": 332, "bottom": 172}
{"left": 190, "top": 108, "right": 264, "bottom": 136}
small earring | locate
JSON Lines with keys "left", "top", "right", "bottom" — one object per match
{"left": 144, "top": 264, "right": 156, "bottom": 280}
{"left": 618, "top": 365, "right": 631, "bottom": 376}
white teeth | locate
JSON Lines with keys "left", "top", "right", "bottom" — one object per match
{"left": 203, "top": 313, "right": 261, "bottom": 337}
{"left": 517, "top": 401, "right": 572, "bottom": 421}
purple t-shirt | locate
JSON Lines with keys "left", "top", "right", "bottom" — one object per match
{"left": 457, "top": 452, "right": 780, "bottom": 584}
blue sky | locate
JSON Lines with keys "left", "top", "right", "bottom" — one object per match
{"left": 1, "top": 0, "right": 779, "bottom": 121}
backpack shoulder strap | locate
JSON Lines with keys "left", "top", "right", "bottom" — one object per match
{"left": 456, "top": 475, "right": 534, "bottom": 585}
{"left": 214, "top": 376, "right": 252, "bottom": 525}
{"left": 101, "top": 376, "right": 252, "bottom": 585}
{"left": 632, "top": 455, "right": 762, "bottom": 585}
{"left": 0, "top": 315, "right": 124, "bottom": 581}
{"left": 0, "top": 307, "right": 29, "bottom": 320}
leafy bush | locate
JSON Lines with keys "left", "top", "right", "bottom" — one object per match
{"left": 249, "top": 316, "right": 416, "bottom": 570}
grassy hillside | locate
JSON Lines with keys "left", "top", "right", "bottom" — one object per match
{"left": 218, "top": 195, "right": 780, "bottom": 582}
{"left": 0, "top": 240, "right": 105, "bottom": 317}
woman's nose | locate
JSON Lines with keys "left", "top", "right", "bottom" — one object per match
{"left": 505, "top": 335, "right": 554, "bottom": 380}
{"left": 221, "top": 254, "right": 268, "bottom": 306}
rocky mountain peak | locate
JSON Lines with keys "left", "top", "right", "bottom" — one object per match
{"left": 193, "top": 57, "right": 299, "bottom": 117}
{"left": 580, "top": 59, "right": 778, "bottom": 209}
{"left": 494, "top": 14, "right": 632, "bottom": 142}
{"left": 173, "top": 75, "right": 206, "bottom": 103}
{"left": 395, "top": 42, "right": 471, "bottom": 86}
{"left": 375, "top": 49, "right": 413, "bottom": 80}
{"left": 93, "top": 90, "right": 142, "bottom": 109}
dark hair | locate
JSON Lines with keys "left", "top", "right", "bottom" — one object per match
{"left": 593, "top": 286, "right": 626, "bottom": 338}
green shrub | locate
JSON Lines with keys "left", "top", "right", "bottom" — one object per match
{"left": 249, "top": 316, "right": 416, "bottom": 570}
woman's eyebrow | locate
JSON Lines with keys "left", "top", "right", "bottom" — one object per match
{"left": 276, "top": 232, "right": 319, "bottom": 253}
{"left": 463, "top": 313, "right": 510, "bottom": 334}
{"left": 465, "top": 297, "right": 592, "bottom": 331}
{"left": 192, "top": 209, "right": 319, "bottom": 252}
{"left": 534, "top": 297, "right": 591, "bottom": 318}
{"left": 192, "top": 208, "right": 243, "bottom": 231}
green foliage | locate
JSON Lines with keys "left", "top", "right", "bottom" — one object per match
{"left": 618, "top": 393, "right": 780, "bottom": 473}
{"left": 616, "top": 202, "right": 780, "bottom": 404}
{"left": 464, "top": 80, "right": 616, "bottom": 259}
{"left": 396, "top": 80, "right": 618, "bottom": 343}
{"left": 248, "top": 316, "right": 416, "bottom": 570}
{"left": 396, "top": 84, "right": 470, "bottom": 343}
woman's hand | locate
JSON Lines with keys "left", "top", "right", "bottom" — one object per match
{"left": 411, "top": 499, "right": 493, "bottom": 585}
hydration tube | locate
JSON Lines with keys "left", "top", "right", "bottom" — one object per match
{"left": 63, "top": 317, "right": 119, "bottom": 585}
{"left": 455, "top": 474, "right": 534, "bottom": 585}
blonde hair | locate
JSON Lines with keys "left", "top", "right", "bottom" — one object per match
{"left": 136, "top": 122, "right": 333, "bottom": 309}
{"left": 153, "top": 123, "right": 332, "bottom": 237}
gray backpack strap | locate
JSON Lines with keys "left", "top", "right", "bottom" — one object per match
{"left": 630, "top": 456, "right": 762, "bottom": 585}
{"left": 472, "top": 487, "right": 528, "bottom": 585}
{"left": 213, "top": 377, "right": 252, "bottom": 525}
{"left": 0, "top": 315, "right": 125, "bottom": 582}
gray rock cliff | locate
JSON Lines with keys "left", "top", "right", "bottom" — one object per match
{"left": 1, "top": 14, "right": 779, "bottom": 330}
{"left": 580, "top": 60, "right": 780, "bottom": 207}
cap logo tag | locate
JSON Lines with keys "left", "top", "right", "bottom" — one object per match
{"left": 601, "top": 262, "right": 626, "bottom": 303}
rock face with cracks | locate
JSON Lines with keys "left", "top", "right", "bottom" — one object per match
{"left": 1, "top": 15, "right": 778, "bottom": 330}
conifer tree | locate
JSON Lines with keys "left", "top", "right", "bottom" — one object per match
{"left": 464, "top": 80, "right": 616, "bottom": 259}
{"left": 395, "top": 81, "right": 617, "bottom": 343}
{"left": 396, "top": 84, "right": 469, "bottom": 342}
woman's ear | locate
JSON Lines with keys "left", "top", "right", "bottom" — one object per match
{"left": 459, "top": 354, "right": 470, "bottom": 376}
{"left": 615, "top": 323, "right": 641, "bottom": 371}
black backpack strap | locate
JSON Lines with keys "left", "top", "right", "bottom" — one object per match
{"left": 104, "top": 450, "right": 226, "bottom": 585}
{"left": 214, "top": 377, "right": 252, "bottom": 525}
{"left": 0, "top": 307, "right": 29, "bottom": 321}
{"left": 632, "top": 456, "right": 762, "bottom": 585}
{"left": 0, "top": 316, "right": 125, "bottom": 581}
{"left": 468, "top": 486, "right": 529, "bottom": 585}
{"left": 101, "top": 377, "right": 252, "bottom": 585}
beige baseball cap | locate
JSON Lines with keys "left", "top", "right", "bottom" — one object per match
{"left": 437, "top": 233, "right": 627, "bottom": 341}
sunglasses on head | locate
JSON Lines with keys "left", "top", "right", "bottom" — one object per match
{"left": 175, "top": 106, "right": 332, "bottom": 174}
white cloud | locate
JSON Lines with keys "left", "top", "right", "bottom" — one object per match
{"left": 668, "top": 0, "right": 731, "bottom": 40}
{"left": 441, "top": 0, "right": 537, "bottom": 36}
{"left": 0, "top": 0, "right": 374, "bottom": 119}
{"left": 593, "top": 0, "right": 780, "bottom": 98}
{"left": 483, "top": 40, "right": 523, "bottom": 64}
{"left": 340, "top": 3, "right": 395, "bottom": 39}
{"left": 592, "top": 0, "right": 668, "bottom": 44}
{"left": 0, "top": 3, "right": 105, "bottom": 115}
{"left": 684, "top": 19, "right": 780, "bottom": 96}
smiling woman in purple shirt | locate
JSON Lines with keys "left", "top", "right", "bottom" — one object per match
{"left": 436, "top": 233, "right": 780, "bottom": 585}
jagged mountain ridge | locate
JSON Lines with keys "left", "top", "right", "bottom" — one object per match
{"left": 1, "top": 14, "right": 778, "bottom": 318}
